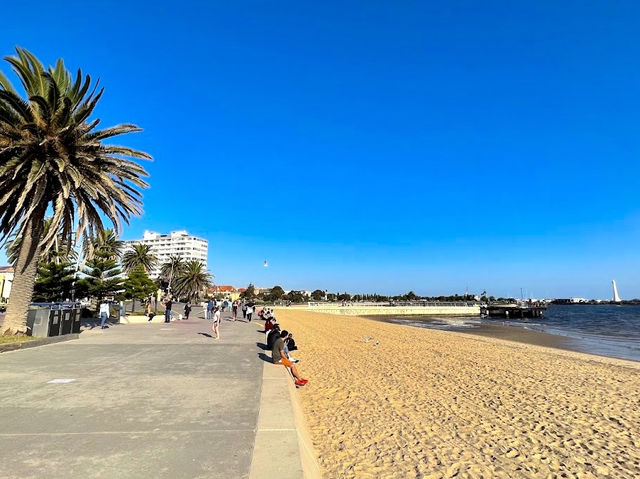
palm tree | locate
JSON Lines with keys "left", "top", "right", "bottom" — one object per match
{"left": 6, "top": 218, "right": 77, "bottom": 265}
{"left": 172, "top": 260, "right": 212, "bottom": 302}
{"left": 159, "top": 255, "right": 186, "bottom": 289}
{"left": 0, "top": 48, "right": 151, "bottom": 334}
{"left": 82, "top": 228, "right": 123, "bottom": 262}
{"left": 121, "top": 244, "right": 156, "bottom": 274}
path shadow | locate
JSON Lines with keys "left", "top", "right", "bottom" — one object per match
{"left": 258, "top": 352, "right": 272, "bottom": 363}
{"left": 256, "top": 341, "right": 267, "bottom": 350}
{"left": 256, "top": 329, "right": 266, "bottom": 333}
{"left": 198, "top": 332, "right": 213, "bottom": 338}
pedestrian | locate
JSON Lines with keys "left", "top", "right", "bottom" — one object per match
{"left": 232, "top": 299, "right": 239, "bottom": 321}
{"left": 246, "top": 302, "right": 254, "bottom": 322}
{"left": 212, "top": 306, "right": 220, "bottom": 339}
{"left": 184, "top": 302, "right": 192, "bottom": 320}
{"left": 206, "top": 299, "right": 214, "bottom": 320}
{"left": 242, "top": 300, "right": 247, "bottom": 319}
{"left": 163, "top": 296, "right": 173, "bottom": 323}
{"left": 146, "top": 300, "right": 155, "bottom": 322}
{"left": 272, "top": 330, "right": 307, "bottom": 387}
{"left": 99, "top": 300, "right": 110, "bottom": 329}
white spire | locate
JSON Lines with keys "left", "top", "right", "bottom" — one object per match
{"left": 612, "top": 280, "right": 621, "bottom": 302}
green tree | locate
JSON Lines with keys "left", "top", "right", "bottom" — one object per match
{"left": 33, "top": 260, "right": 75, "bottom": 302}
{"left": 337, "top": 292, "right": 351, "bottom": 301}
{"left": 287, "top": 290, "right": 306, "bottom": 303}
{"left": 76, "top": 249, "right": 124, "bottom": 307}
{"left": 269, "top": 285, "right": 285, "bottom": 302}
{"left": 6, "top": 218, "right": 77, "bottom": 266}
{"left": 122, "top": 244, "right": 157, "bottom": 274}
{"left": 123, "top": 266, "right": 157, "bottom": 312}
{"left": 241, "top": 283, "right": 256, "bottom": 299}
{"left": 83, "top": 228, "right": 123, "bottom": 262}
{"left": 172, "top": 260, "right": 211, "bottom": 302}
{"left": 405, "top": 291, "right": 418, "bottom": 301}
{"left": 311, "top": 289, "right": 325, "bottom": 301}
{"left": 158, "top": 255, "right": 185, "bottom": 291}
{"left": 0, "top": 48, "right": 150, "bottom": 334}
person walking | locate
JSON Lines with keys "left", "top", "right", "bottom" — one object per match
{"left": 206, "top": 299, "right": 214, "bottom": 320}
{"left": 146, "top": 300, "right": 155, "bottom": 322}
{"left": 246, "top": 302, "right": 254, "bottom": 322}
{"left": 232, "top": 300, "right": 238, "bottom": 321}
{"left": 241, "top": 300, "right": 247, "bottom": 319}
{"left": 163, "top": 296, "right": 173, "bottom": 323}
{"left": 184, "top": 302, "right": 192, "bottom": 320}
{"left": 99, "top": 300, "right": 110, "bottom": 329}
{"left": 212, "top": 306, "right": 220, "bottom": 339}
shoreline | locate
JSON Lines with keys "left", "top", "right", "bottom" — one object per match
{"left": 366, "top": 314, "right": 640, "bottom": 363}
{"left": 275, "top": 309, "right": 640, "bottom": 477}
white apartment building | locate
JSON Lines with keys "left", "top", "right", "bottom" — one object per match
{"left": 124, "top": 230, "right": 208, "bottom": 278}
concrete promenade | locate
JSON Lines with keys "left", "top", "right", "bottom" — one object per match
{"left": 0, "top": 312, "right": 307, "bottom": 478}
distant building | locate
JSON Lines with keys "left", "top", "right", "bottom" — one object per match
{"left": 206, "top": 285, "right": 240, "bottom": 300}
{"left": 0, "top": 266, "right": 14, "bottom": 300}
{"left": 123, "top": 230, "right": 208, "bottom": 278}
{"left": 553, "top": 298, "right": 588, "bottom": 304}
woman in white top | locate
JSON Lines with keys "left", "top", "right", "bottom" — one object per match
{"left": 246, "top": 304, "right": 254, "bottom": 322}
{"left": 211, "top": 306, "right": 221, "bottom": 339}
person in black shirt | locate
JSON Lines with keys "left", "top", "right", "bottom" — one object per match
{"left": 285, "top": 333, "right": 297, "bottom": 352}
{"left": 266, "top": 325, "right": 281, "bottom": 350}
{"left": 163, "top": 296, "right": 173, "bottom": 323}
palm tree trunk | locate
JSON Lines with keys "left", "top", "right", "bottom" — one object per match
{"left": 2, "top": 216, "right": 45, "bottom": 335}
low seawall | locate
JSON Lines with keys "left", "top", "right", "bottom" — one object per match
{"left": 304, "top": 305, "right": 480, "bottom": 316}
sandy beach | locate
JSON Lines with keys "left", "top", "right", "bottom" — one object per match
{"left": 274, "top": 309, "right": 640, "bottom": 478}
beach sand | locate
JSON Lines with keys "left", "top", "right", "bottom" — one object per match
{"left": 274, "top": 309, "right": 640, "bottom": 478}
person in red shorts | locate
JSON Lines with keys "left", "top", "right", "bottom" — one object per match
{"left": 271, "top": 329, "right": 307, "bottom": 387}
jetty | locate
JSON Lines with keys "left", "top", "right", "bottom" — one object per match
{"left": 482, "top": 304, "right": 547, "bottom": 319}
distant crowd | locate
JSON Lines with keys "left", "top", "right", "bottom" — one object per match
{"left": 138, "top": 295, "right": 309, "bottom": 387}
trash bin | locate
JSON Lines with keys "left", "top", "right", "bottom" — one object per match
{"left": 26, "top": 308, "right": 52, "bottom": 338}
{"left": 71, "top": 308, "right": 81, "bottom": 333}
{"left": 60, "top": 309, "right": 73, "bottom": 335}
{"left": 48, "top": 309, "right": 61, "bottom": 336}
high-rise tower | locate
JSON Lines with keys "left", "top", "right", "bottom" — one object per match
{"left": 612, "top": 280, "right": 621, "bottom": 303}
{"left": 123, "top": 230, "right": 208, "bottom": 278}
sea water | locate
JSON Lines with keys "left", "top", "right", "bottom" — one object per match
{"left": 381, "top": 304, "right": 640, "bottom": 362}
{"left": 517, "top": 304, "right": 640, "bottom": 362}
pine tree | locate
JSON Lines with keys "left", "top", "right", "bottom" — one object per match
{"left": 76, "top": 250, "right": 124, "bottom": 309}
{"left": 33, "top": 261, "right": 75, "bottom": 302}
{"left": 123, "top": 266, "right": 157, "bottom": 312}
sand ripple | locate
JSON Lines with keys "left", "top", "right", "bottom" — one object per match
{"left": 276, "top": 310, "right": 640, "bottom": 478}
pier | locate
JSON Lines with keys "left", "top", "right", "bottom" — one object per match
{"left": 482, "top": 304, "right": 547, "bottom": 319}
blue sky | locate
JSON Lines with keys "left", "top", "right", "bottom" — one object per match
{"left": 2, "top": 1, "right": 640, "bottom": 298}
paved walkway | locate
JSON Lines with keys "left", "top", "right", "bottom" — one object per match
{"left": 0, "top": 312, "right": 303, "bottom": 478}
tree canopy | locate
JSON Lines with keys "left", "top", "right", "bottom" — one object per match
{"left": 0, "top": 48, "right": 151, "bottom": 334}
{"left": 122, "top": 244, "right": 157, "bottom": 274}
